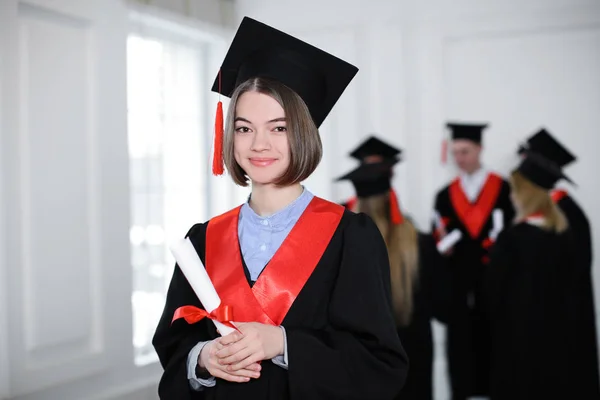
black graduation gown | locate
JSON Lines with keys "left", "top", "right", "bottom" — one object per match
{"left": 484, "top": 223, "right": 579, "bottom": 399}
{"left": 556, "top": 194, "right": 600, "bottom": 396}
{"left": 395, "top": 233, "right": 451, "bottom": 400}
{"left": 152, "top": 210, "right": 408, "bottom": 400}
{"left": 432, "top": 175, "right": 514, "bottom": 400}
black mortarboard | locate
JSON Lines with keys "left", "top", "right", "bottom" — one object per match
{"left": 335, "top": 159, "right": 399, "bottom": 198}
{"left": 447, "top": 122, "right": 488, "bottom": 144}
{"left": 349, "top": 136, "right": 402, "bottom": 162}
{"left": 518, "top": 128, "right": 576, "bottom": 168}
{"left": 211, "top": 17, "right": 358, "bottom": 128}
{"left": 515, "top": 152, "right": 573, "bottom": 189}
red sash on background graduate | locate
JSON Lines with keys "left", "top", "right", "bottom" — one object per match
{"left": 435, "top": 174, "right": 503, "bottom": 264}
{"left": 344, "top": 189, "right": 404, "bottom": 225}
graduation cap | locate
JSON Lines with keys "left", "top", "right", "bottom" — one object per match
{"left": 335, "top": 159, "right": 399, "bottom": 198}
{"left": 349, "top": 136, "right": 402, "bottom": 162}
{"left": 515, "top": 151, "right": 573, "bottom": 190}
{"left": 447, "top": 122, "right": 489, "bottom": 144}
{"left": 211, "top": 16, "right": 358, "bottom": 127}
{"left": 518, "top": 128, "right": 576, "bottom": 168}
{"left": 209, "top": 17, "right": 358, "bottom": 175}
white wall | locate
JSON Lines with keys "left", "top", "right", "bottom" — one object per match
{"left": 127, "top": 0, "right": 236, "bottom": 27}
{"left": 233, "top": 1, "right": 600, "bottom": 399}
{"left": 0, "top": 1, "right": 155, "bottom": 399}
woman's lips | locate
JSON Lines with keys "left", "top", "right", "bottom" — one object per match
{"left": 249, "top": 158, "right": 277, "bottom": 167}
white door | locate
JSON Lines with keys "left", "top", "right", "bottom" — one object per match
{"left": 0, "top": 0, "right": 129, "bottom": 397}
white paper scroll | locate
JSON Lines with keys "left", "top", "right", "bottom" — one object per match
{"left": 169, "top": 238, "right": 236, "bottom": 335}
{"left": 432, "top": 210, "right": 443, "bottom": 230}
{"left": 489, "top": 209, "right": 504, "bottom": 241}
{"left": 436, "top": 229, "right": 463, "bottom": 254}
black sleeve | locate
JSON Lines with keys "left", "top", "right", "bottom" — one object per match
{"left": 484, "top": 228, "right": 516, "bottom": 316}
{"left": 561, "top": 196, "right": 593, "bottom": 268}
{"left": 285, "top": 213, "right": 409, "bottom": 400}
{"left": 500, "top": 180, "right": 516, "bottom": 229}
{"left": 152, "top": 223, "right": 216, "bottom": 400}
{"left": 420, "top": 234, "right": 451, "bottom": 324}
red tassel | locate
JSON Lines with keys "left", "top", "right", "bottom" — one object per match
{"left": 551, "top": 189, "right": 568, "bottom": 203}
{"left": 212, "top": 101, "right": 224, "bottom": 176}
{"left": 441, "top": 138, "right": 448, "bottom": 165}
{"left": 389, "top": 189, "right": 404, "bottom": 225}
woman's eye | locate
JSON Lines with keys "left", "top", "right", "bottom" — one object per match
{"left": 235, "top": 126, "right": 251, "bottom": 133}
{"left": 273, "top": 126, "right": 287, "bottom": 132}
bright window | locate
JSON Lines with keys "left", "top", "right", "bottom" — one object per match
{"left": 127, "top": 33, "right": 207, "bottom": 366}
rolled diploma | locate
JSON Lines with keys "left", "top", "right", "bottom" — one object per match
{"left": 490, "top": 209, "right": 504, "bottom": 240}
{"left": 437, "top": 229, "right": 463, "bottom": 254}
{"left": 433, "top": 210, "right": 443, "bottom": 230}
{"left": 169, "top": 238, "right": 236, "bottom": 335}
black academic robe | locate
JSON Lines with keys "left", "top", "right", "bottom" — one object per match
{"left": 485, "top": 222, "right": 580, "bottom": 399}
{"left": 432, "top": 173, "right": 514, "bottom": 400}
{"left": 395, "top": 233, "right": 450, "bottom": 400}
{"left": 555, "top": 192, "right": 600, "bottom": 397}
{"left": 152, "top": 209, "right": 408, "bottom": 400}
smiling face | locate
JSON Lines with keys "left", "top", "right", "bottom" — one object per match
{"left": 233, "top": 91, "right": 291, "bottom": 185}
{"left": 222, "top": 77, "right": 323, "bottom": 187}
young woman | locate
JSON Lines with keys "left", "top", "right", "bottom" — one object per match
{"left": 337, "top": 136, "right": 402, "bottom": 210}
{"left": 337, "top": 158, "right": 449, "bottom": 400}
{"left": 518, "top": 128, "right": 599, "bottom": 396}
{"left": 485, "top": 153, "right": 580, "bottom": 399}
{"left": 152, "top": 17, "right": 408, "bottom": 400}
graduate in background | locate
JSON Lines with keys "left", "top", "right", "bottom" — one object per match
{"left": 337, "top": 159, "right": 450, "bottom": 400}
{"left": 485, "top": 153, "right": 578, "bottom": 399}
{"left": 518, "top": 128, "right": 599, "bottom": 397}
{"left": 152, "top": 17, "right": 408, "bottom": 400}
{"left": 431, "top": 122, "right": 514, "bottom": 400}
{"left": 339, "top": 136, "right": 402, "bottom": 211}
{"left": 518, "top": 128, "right": 592, "bottom": 268}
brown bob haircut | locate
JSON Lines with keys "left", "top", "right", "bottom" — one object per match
{"left": 222, "top": 77, "right": 323, "bottom": 187}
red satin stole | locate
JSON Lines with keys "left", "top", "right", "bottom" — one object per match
{"left": 551, "top": 189, "right": 568, "bottom": 203}
{"left": 344, "top": 189, "right": 404, "bottom": 224}
{"left": 345, "top": 197, "right": 357, "bottom": 211}
{"left": 205, "top": 197, "right": 344, "bottom": 326}
{"left": 449, "top": 173, "right": 503, "bottom": 239}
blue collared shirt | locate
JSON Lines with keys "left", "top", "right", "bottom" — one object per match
{"left": 238, "top": 187, "right": 314, "bottom": 281}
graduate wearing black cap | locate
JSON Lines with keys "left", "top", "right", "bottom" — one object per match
{"left": 339, "top": 135, "right": 402, "bottom": 216}
{"left": 484, "top": 153, "right": 581, "bottom": 399}
{"left": 431, "top": 122, "right": 515, "bottom": 400}
{"left": 518, "top": 128, "right": 592, "bottom": 267}
{"left": 153, "top": 17, "right": 407, "bottom": 400}
{"left": 518, "top": 128, "right": 599, "bottom": 398}
{"left": 349, "top": 135, "right": 402, "bottom": 162}
{"left": 337, "top": 161, "right": 450, "bottom": 400}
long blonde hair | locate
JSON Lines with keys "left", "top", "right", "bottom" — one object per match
{"left": 510, "top": 171, "right": 568, "bottom": 233}
{"left": 356, "top": 193, "right": 420, "bottom": 326}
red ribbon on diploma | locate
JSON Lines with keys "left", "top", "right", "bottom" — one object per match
{"left": 171, "top": 304, "right": 238, "bottom": 332}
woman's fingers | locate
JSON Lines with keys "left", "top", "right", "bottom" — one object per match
{"left": 219, "top": 330, "right": 243, "bottom": 345}
{"left": 228, "top": 350, "right": 264, "bottom": 372}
